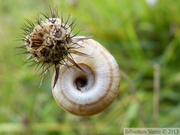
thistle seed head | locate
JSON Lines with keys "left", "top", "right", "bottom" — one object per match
{"left": 19, "top": 8, "right": 92, "bottom": 87}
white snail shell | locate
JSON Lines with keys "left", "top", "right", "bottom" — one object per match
{"left": 52, "top": 37, "right": 120, "bottom": 116}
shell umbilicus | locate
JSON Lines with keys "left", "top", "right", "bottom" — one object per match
{"left": 52, "top": 37, "right": 120, "bottom": 116}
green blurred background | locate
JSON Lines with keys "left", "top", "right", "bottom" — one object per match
{"left": 0, "top": 0, "right": 180, "bottom": 134}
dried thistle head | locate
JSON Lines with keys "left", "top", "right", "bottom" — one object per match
{"left": 19, "top": 7, "right": 92, "bottom": 87}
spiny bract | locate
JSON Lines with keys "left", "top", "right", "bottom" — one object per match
{"left": 19, "top": 8, "right": 92, "bottom": 87}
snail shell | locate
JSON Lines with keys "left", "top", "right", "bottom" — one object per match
{"left": 52, "top": 37, "right": 120, "bottom": 116}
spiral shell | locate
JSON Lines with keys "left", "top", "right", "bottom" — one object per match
{"left": 52, "top": 37, "right": 120, "bottom": 116}
{"left": 19, "top": 7, "right": 120, "bottom": 116}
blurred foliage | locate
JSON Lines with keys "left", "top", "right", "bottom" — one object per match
{"left": 0, "top": 0, "right": 180, "bottom": 134}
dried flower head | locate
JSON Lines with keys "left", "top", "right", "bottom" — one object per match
{"left": 19, "top": 7, "right": 92, "bottom": 87}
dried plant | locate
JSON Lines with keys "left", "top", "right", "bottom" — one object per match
{"left": 18, "top": 7, "right": 92, "bottom": 87}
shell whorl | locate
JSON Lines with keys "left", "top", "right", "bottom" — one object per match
{"left": 52, "top": 38, "right": 120, "bottom": 116}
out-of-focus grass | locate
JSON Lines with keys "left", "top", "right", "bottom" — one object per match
{"left": 0, "top": 0, "right": 180, "bottom": 134}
